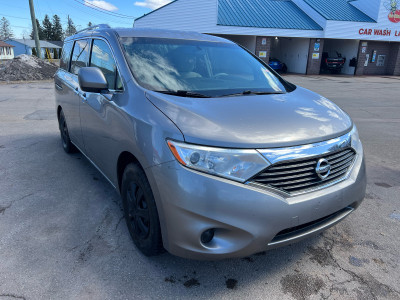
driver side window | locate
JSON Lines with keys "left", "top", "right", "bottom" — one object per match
{"left": 90, "top": 39, "right": 123, "bottom": 91}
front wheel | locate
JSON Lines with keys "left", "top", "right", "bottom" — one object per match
{"left": 121, "top": 163, "right": 163, "bottom": 256}
{"left": 58, "top": 110, "right": 77, "bottom": 153}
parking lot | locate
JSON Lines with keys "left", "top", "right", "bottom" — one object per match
{"left": 0, "top": 75, "right": 399, "bottom": 300}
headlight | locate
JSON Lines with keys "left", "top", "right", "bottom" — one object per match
{"left": 167, "top": 140, "right": 270, "bottom": 182}
{"left": 350, "top": 125, "right": 363, "bottom": 155}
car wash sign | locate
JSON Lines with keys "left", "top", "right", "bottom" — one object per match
{"left": 359, "top": 28, "right": 400, "bottom": 36}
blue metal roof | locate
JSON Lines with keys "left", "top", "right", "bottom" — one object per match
{"left": 304, "top": 0, "right": 376, "bottom": 22}
{"left": 217, "top": 0, "right": 323, "bottom": 30}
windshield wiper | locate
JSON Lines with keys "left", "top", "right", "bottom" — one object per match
{"left": 155, "top": 90, "right": 211, "bottom": 98}
{"left": 219, "top": 90, "right": 286, "bottom": 97}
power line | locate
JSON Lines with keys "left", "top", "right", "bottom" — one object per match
{"left": 61, "top": 0, "right": 134, "bottom": 25}
{"left": 0, "top": 14, "right": 31, "bottom": 20}
{"left": 70, "top": 0, "right": 137, "bottom": 19}
{"left": 34, "top": 0, "right": 44, "bottom": 20}
{"left": 12, "top": 25, "right": 32, "bottom": 29}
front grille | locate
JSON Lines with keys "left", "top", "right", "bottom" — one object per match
{"left": 251, "top": 148, "right": 356, "bottom": 195}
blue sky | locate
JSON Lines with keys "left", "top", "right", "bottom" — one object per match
{"left": 1, "top": 0, "right": 172, "bottom": 39}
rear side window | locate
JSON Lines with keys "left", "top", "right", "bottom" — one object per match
{"left": 90, "top": 39, "right": 122, "bottom": 90}
{"left": 70, "top": 39, "right": 90, "bottom": 75}
{"left": 60, "top": 41, "right": 73, "bottom": 71}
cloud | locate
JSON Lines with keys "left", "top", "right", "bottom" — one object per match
{"left": 134, "top": 0, "right": 171, "bottom": 10}
{"left": 84, "top": 0, "right": 118, "bottom": 12}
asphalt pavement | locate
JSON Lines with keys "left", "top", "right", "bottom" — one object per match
{"left": 0, "top": 76, "right": 399, "bottom": 300}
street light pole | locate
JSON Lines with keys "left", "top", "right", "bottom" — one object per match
{"left": 28, "top": 0, "right": 42, "bottom": 59}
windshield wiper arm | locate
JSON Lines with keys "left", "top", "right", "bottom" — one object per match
{"left": 220, "top": 90, "right": 286, "bottom": 97}
{"left": 155, "top": 90, "right": 211, "bottom": 98}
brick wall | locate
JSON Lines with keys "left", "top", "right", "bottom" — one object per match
{"left": 306, "top": 38, "right": 324, "bottom": 75}
{"left": 355, "top": 41, "right": 399, "bottom": 75}
{"left": 255, "top": 36, "right": 271, "bottom": 64}
{"left": 355, "top": 41, "right": 366, "bottom": 76}
{"left": 387, "top": 43, "right": 400, "bottom": 76}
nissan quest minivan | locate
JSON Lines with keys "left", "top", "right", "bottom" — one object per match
{"left": 54, "top": 25, "right": 366, "bottom": 260}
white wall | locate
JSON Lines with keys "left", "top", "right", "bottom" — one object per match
{"left": 134, "top": 0, "right": 219, "bottom": 33}
{"left": 325, "top": 0, "right": 400, "bottom": 41}
{"left": 270, "top": 37, "right": 310, "bottom": 74}
{"left": 322, "top": 39, "right": 360, "bottom": 75}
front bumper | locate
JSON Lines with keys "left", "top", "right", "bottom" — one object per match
{"left": 146, "top": 152, "right": 366, "bottom": 260}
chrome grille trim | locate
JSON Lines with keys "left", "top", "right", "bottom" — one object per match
{"left": 257, "top": 129, "right": 353, "bottom": 165}
{"left": 249, "top": 148, "right": 356, "bottom": 195}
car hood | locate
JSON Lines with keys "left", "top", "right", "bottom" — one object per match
{"left": 145, "top": 86, "right": 353, "bottom": 148}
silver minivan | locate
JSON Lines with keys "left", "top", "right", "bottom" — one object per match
{"left": 54, "top": 25, "right": 366, "bottom": 260}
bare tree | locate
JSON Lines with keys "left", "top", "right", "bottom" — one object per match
{"left": 0, "top": 17, "right": 14, "bottom": 40}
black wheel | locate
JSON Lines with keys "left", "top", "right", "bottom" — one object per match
{"left": 121, "top": 163, "right": 163, "bottom": 256}
{"left": 282, "top": 64, "right": 288, "bottom": 73}
{"left": 58, "top": 110, "right": 77, "bottom": 153}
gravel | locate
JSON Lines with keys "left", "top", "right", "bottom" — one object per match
{"left": 0, "top": 54, "right": 58, "bottom": 82}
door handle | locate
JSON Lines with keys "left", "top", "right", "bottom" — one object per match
{"left": 79, "top": 92, "right": 87, "bottom": 102}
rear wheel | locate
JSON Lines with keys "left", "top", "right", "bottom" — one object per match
{"left": 58, "top": 110, "right": 77, "bottom": 153}
{"left": 121, "top": 163, "right": 163, "bottom": 256}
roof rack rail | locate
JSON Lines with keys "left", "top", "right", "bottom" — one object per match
{"left": 76, "top": 24, "right": 111, "bottom": 34}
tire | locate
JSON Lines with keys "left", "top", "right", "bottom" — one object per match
{"left": 121, "top": 163, "right": 163, "bottom": 256}
{"left": 282, "top": 64, "right": 288, "bottom": 73}
{"left": 58, "top": 110, "right": 77, "bottom": 153}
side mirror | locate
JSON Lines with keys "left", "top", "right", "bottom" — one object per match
{"left": 78, "top": 67, "right": 108, "bottom": 93}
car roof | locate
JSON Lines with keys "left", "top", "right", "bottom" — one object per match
{"left": 64, "top": 26, "right": 234, "bottom": 44}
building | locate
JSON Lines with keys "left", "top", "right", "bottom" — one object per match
{"left": 4, "top": 39, "right": 62, "bottom": 59}
{"left": 47, "top": 40, "right": 64, "bottom": 49}
{"left": 0, "top": 41, "right": 15, "bottom": 60}
{"left": 134, "top": 0, "right": 400, "bottom": 76}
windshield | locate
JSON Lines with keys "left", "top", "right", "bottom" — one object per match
{"left": 120, "top": 37, "right": 292, "bottom": 97}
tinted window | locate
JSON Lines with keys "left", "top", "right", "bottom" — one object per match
{"left": 60, "top": 41, "right": 73, "bottom": 71}
{"left": 90, "top": 39, "right": 122, "bottom": 90}
{"left": 70, "top": 39, "right": 90, "bottom": 75}
{"left": 120, "top": 37, "right": 290, "bottom": 97}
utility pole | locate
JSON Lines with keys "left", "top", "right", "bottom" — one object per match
{"left": 28, "top": 0, "right": 42, "bottom": 59}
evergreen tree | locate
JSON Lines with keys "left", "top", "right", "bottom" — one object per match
{"left": 65, "top": 16, "right": 77, "bottom": 37}
{"left": 88, "top": 22, "right": 93, "bottom": 27}
{"left": 52, "top": 15, "right": 63, "bottom": 41}
{"left": 30, "top": 19, "right": 45, "bottom": 40}
{"left": 0, "top": 17, "right": 14, "bottom": 40}
{"left": 42, "top": 14, "right": 53, "bottom": 40}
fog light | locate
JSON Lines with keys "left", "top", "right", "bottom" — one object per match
{"left": 201, "top": 229, "right": 215, "bottom": 244}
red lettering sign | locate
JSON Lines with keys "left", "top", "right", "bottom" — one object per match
{"left": 359, "top": 29, "right": 372, "bottom": 35}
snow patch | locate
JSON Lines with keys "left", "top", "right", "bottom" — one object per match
{"left": 16, "top": 54, "right": 41, "bottom": 68}
{"left": 0, "top": 55, "right": 58, "bottom": 82}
